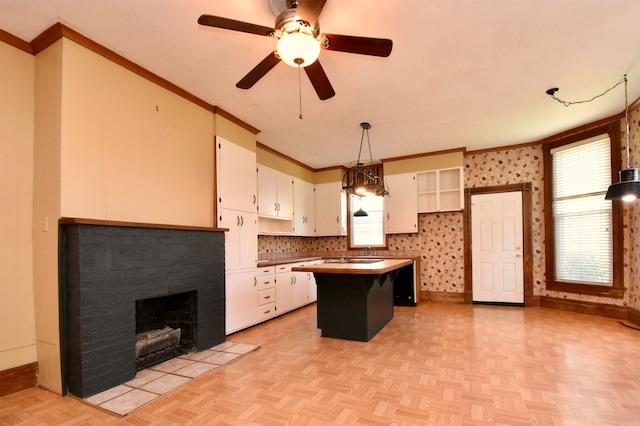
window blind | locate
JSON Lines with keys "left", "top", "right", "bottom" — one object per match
{"left": 551, "top": 135, "right": 612, "bottom": 285}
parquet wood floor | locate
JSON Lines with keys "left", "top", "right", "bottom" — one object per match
{"left": 2, "top": 302, "right": 640, "bottom": 425}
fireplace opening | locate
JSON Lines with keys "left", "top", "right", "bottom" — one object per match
{"left": 135, "top": 291, "right": 197, "bottom": 370}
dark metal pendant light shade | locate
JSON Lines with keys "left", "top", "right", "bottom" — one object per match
{"left": 353, "top": 207, "right": 369, "bottom": 217}
{"left": 605, "top": 167, "right": 640, "bottom": 201}
{"left": 605, "top": 75, "right": 639, "bottom": 202}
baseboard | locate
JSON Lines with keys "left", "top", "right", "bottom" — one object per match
{"left": 540, "top": 296, "right": 627, "bottom": 320}
{"left": 0, "top": 362, "right": 38, "bottom": 398}
{"left": 422, "top": 291, "right": 465, "bottom": 304}
{"left": 627, "top": 306, "right": 640, "bottom": 327}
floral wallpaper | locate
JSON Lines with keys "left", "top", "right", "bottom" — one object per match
{"left": 464, "top": 145, "right": 546, "bottom": 297}
{"left": 626, "top": 101, "right": 640, "bottom": 311}
{"left": 259, "top": 106, "right": 639, "bottom": 308}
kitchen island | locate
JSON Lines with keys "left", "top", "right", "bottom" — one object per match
{"left": 292, "top": 258, "right": 414, "bottom": 342}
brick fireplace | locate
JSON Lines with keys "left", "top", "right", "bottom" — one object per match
{"left": 59, "top": 220, "right": 225, "bottom": 398}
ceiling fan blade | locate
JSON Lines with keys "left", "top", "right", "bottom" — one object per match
{"left": 236, "top": 52, "right": 281, "bottom": 89}
{"left": 295, "top": 0, "right": 327, "bottom": 25}
{"left": 304, "top": 60, "right": 335, "bottom": 100}
{"left": 322, "top": 34, "right": 393, "bottom": 57}
{"left": 198, "top": 15, "right": 274, "bottom": 37}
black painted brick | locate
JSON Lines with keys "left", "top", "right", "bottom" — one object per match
{"left": 61, "top": 224, "right": 225, "bottom": 398}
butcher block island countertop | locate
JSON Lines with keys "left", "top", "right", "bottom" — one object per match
{"left": 291, "top": 258, "right": 413, "bottom": 275}
{"left": 292, "top": 258, "right": 415, "bottom": 342}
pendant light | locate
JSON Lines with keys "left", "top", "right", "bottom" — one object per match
{"left": 605, "top": 75, "right": 640, "bottom": 202}
{"left": 341, "top": 122, "right": 390, "bottom": 197}
{"left": 353, "top": 196, "right": 368, "bottom": 217}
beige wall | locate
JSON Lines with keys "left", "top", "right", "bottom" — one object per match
{"left": 215, "top": 115, "right": 256, "bottom": 152}
{"left": 0, "top": 41, "right": 37, "bottom": 371}
{"left": 383, "top": 150, "right": 464, "bottom": 175}
{"left": 59, "top": 39, "right": 214, "bottom": 227}
{"left": 256, "top": 145, "right": 315, "bottom": 183}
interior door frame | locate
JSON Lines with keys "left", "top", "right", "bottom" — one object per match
{"left": 464, "top": 183, "right": 534, "bottom": 306}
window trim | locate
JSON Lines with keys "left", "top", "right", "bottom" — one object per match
{"left": 543, "top": 121, "right": 624, "bottom": 298}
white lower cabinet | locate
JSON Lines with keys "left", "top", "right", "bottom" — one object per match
{"left": 275, "top": 263, "right": 295, "bottom": 314}
{"left": 226, "top": 261, "right": 320, "bottom": 335}
{"left": 225, "top": 270, "right": 258, "bottom": 335}
{"left": 292, "top": 262, "right": 310, "bottom": 308}
{"left": 257, "top": 266, "right": 277, "bottom": 321}
{"left": 306, "top": 260, "right": 322, "bottom": 303}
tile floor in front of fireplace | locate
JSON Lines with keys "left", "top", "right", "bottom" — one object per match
{"left": 82, "top": 341, "right": 259, "bottom": 416}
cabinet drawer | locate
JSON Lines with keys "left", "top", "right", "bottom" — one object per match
{"left": 257, "top": 266, "right": 274, "bottom": 275}
{"left": 257, "top": 274, "right": 275, "bottom": 289}
{"left": 257, "top": 302, "right": 276, "bottom": 320}
{"left": 275, "top": 264, "right": 293, "bottom": 273}
{"left": 258, "top": 288, "right": 275, "bottom": 306}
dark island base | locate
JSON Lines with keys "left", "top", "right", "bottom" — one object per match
{"left": 314, "top": 271, "right": 398, "bottom": 342}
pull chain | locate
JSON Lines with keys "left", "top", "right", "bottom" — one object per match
{"left": 297, "top": 63, "right": 303, "bottom": 119}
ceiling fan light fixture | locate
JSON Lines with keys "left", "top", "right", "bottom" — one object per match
{"left": 277, "top": 32, "right": 320, "bottom": 67}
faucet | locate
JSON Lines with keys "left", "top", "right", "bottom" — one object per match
{"left": 364, "top": 247, "right": 370, "bottom": 256}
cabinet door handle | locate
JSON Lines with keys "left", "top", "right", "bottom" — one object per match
{"left": 264, "top": 295, "right": 271, "bottom": 299}
{"left": 336, "top": 216, "right": 339, "bottom": 223}
{"left": 264, "top": 309, "right": 271, "bottom": 314}
{"left": 274, "top": 202, "right": 278, "bottom": 212}
{"left": 240, "top": 215, "right": 244, "bottom": 226}
{"left": 253, "top": 194, "right": 256, "bottom": 205}
{"left": 254, "top": 277, "right": 257, "bottom": 286}
{"left": 387, "top": 212, "right": 390, "bottom": 220}
{"left": 236, "top": 216, "right": 240, "bottom": 226}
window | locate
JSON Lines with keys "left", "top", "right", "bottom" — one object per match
{"left": 544, "top": 122, "right": 623, "bottom": 297}
{"left": 348, "top": 194, "right": 386, "bottom": 248}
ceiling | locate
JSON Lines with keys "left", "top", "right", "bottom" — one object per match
{"left": 1, "top": 0, "right": 639, "bottom": 169}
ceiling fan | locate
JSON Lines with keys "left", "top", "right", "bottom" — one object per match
{"left": 197, "top": 0, "right": 393, "bottom": 100}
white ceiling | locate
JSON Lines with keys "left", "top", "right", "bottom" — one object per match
{"left": 1, "top": 0, "right": 639, "bottom": 169}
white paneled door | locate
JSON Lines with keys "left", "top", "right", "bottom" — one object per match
{"left": 471, "top": 191, "right": 524, "bottom": 303}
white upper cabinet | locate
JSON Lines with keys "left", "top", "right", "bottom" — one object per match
{"left": 315, "top": 181, "right": 347, "bottom": 236}
{"left": 417, "top": 167, "right": 464, "bottom": 212}
{"left": 216, "top": 137, "right": 257, "bottom": 214}
{"left": 293, "top": 177, "right": 316, "bottom": 236}
{"left": 257, "top": 165, "right": 293, "bottom": 219}
{"left": 384, "top": 173, "right": 418, "bottom": 234}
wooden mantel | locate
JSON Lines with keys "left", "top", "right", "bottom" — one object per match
{"left": 59, "top": 217, "right": 228, "bottom": 232}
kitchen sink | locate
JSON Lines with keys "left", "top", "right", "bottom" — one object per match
{"left": 324, "top": 258, "right": 383, "bottom": 264}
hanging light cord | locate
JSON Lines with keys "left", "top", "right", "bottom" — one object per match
{"left": 623, "top": 75, "right": 630, "bottom": 169}
{"left": 547, "top": 75, "right": 630, "bottom": 168}
{"left": 547, "top": 75, "right": 626, "bottom": 107}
